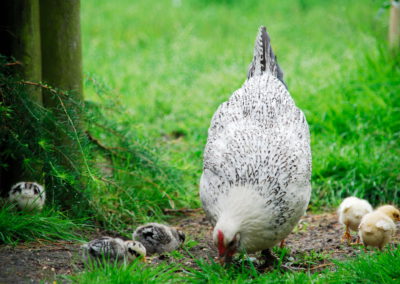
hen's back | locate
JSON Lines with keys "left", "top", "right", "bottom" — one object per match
{"left": 200, "top": 27, "right": 311, "bottom": 225}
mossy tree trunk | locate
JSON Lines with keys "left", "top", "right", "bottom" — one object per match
{"left": 0, "top": 0, "right": 42, "bottom": 194}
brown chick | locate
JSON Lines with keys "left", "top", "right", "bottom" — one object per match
{"left": 358, "top": 205, "right": 400, "bottom": 250}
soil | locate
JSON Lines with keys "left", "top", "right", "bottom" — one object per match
{"left": 1, "top": 211, "right": 399, "bottom": 283}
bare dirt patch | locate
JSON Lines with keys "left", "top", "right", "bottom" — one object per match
{"left": 1, "top": 211, "right": 399, "bottom": 283}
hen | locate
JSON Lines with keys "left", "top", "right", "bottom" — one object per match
{"left": 200, "top": 26, "right": 311, "bottom": 263}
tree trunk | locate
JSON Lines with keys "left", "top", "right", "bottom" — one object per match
{"left": 0, "top": 0, "right": 42, "bottom": 194}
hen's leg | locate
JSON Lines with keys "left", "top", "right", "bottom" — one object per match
{"left": 260, "top": 249, "right": 277, "bottom": 269}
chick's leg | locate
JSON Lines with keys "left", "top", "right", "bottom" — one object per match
{"left": 341, "top": 225, "right": 351, "bottom": 244}
{"left": 350, "top": 235, "right": 360, "bottom": 245}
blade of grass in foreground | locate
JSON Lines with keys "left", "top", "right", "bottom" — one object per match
{"left": 66, "top": 259, "right": 182, "bottom": 284}
{"left": 0, "top": 203, "right": 88, "bottom": 245}
{"left": 332, "top": 247, "right": 400, "bottom": 283}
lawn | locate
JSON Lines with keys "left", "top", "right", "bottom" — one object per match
{"left": 82, "top": 0, "right": 400, "bottom": 211}
{"left": 75, "top": 0, "right": 400, "bottom": 281}
{"left": 1, "top": 0, "right": 399, "bottom": 282}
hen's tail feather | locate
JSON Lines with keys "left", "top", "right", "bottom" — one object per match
{"left": 247, "top": 26, "right": 286, "bottom": 87}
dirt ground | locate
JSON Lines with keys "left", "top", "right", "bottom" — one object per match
{"left": 1, "top": 211, "right": 399, "bottom": 283}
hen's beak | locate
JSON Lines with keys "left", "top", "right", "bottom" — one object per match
{"left": 218, "top": 250, "right": 234, "bottom": 265}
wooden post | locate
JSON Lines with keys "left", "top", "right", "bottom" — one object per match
{"left": 389, "top": 0, "right": 400, "bottom": 51}
{"left": 39, "top": 0, "right": 84, "bottom": 168}
{"left": 40, "top": 0, "right": 83, "bottom": 104}
{"left": 0, "top": 0, "right": 42, "bottom": 102}
{"left": 0, "top": 0, "right": 42, "bottom": 194}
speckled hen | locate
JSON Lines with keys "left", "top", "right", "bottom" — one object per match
{"left": 200, "top": 26, "right": 312, "bottom": 263}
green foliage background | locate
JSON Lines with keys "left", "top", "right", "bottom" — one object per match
{"left": 82, "top": 0, "right": 399, "bottom": 210}
{"left": 1, "top": 0, "right": 399, "bottom": 240}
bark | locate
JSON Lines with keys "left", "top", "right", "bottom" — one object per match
{"left": 39, "top": 0, "right": 84, "bottom": 171}
{"left": 0, "top": 0, "right": 42, "bottom": 194}
{"left": 40, "top": 0, "right": 83, "bottom": 105}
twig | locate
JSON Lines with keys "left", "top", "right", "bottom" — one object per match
{"left": 4, "top": 61, "right": 22, "bottom": 66}
{"left": 310, "top": 262, "right": 334, "bottom": 270}
{"left": 162, "top": 208, "right": 202, "bottom": 214}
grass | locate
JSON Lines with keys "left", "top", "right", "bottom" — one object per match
{"left": 78, "top": 0, "right": 400, "bottom": 281}
{"left": 0, "top": 203, "right": 85, "bottom": 245}
{"left": 66, "top": 259, "right": 181, "bottom": 284}
{"left": 331, "top": 246, "right": 400, "bottom": 283}
{"left": 82, "top": 0, "right": 400, "bottom": 209}
{"left": 67, "top": 247, "right": 400, "bottom": 283}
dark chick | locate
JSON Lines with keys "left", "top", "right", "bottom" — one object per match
{"left": 133, "top": 223, "right": 185, "bottom": 255}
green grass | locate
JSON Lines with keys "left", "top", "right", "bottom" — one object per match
{"left": 77, "top": 0, "right": 400, "bottom": 281}
{"left": 184, "top": 247, "right": 400, "bottom": 283}
{"left": 0, "top": 203, "right": 85, "bottom": 245}
{"left": 331, "top": 246, "right": 400, "bottom": 283}
{"left": 82, "top": 0, "right": 400, "bottom": 209}
{"left": 66, "top": 259, "right": 181, "bottom": 284}
{"left": 67, "top": 247, "right": 400, "bottom": 283}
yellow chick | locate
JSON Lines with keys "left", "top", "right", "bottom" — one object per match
{"left": 338, "top": 197, "right": 373, "bottom": 243}
{"left": 358, "top": 205, "right": 400, "bottom": 250}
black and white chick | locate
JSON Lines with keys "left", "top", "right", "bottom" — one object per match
{"left": 8, "top": 181, "right": 45, "bottom": 211}
{"left": 132, "top": 223, "right": 185, "bottom": 255}
{"left": 81, "top": 237, "right": 146, "bottom": 263}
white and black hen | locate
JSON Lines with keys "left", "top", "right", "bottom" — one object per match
{"left": 200, "top": 26, "right": 312, "bottom": 263}
{"left": 81, "top": 237, "right": 146, "bottom": 262}
{"left": 133, "top": 223, "right": 185, "bottom": 255}
{"left": 9, "top": 181, "right": 45, "bottom": 211}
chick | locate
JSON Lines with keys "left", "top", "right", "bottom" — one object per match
{"left": 133, "top": 223, "right": 185, "bottom": 255}
{"left": 358, "top": 205, "right": 400, "bottom": 250}
{"left": 125, "top": 240, "right": 147, "bottom": 262}
{"left": 8, "top": 181, "right": 45, "bottom": 211}
{"left": 338, "top": 196, "right": 373, "bottom": 243}
{"left": 81, "top": 237, "right": 146, "bottom": 263}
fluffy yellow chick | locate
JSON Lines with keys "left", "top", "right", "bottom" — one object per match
{"left": 338, "top": 197, "right": 373, "bottom": 243}
{"left": 358, "top": 205, "right": 400, "bottom": 250}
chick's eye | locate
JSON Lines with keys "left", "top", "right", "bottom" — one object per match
{"left": 128, "top": 248, "right": 140, "bottom": 257}
{"left": 228, "top": 240, "right": 235, "bottom": 247}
